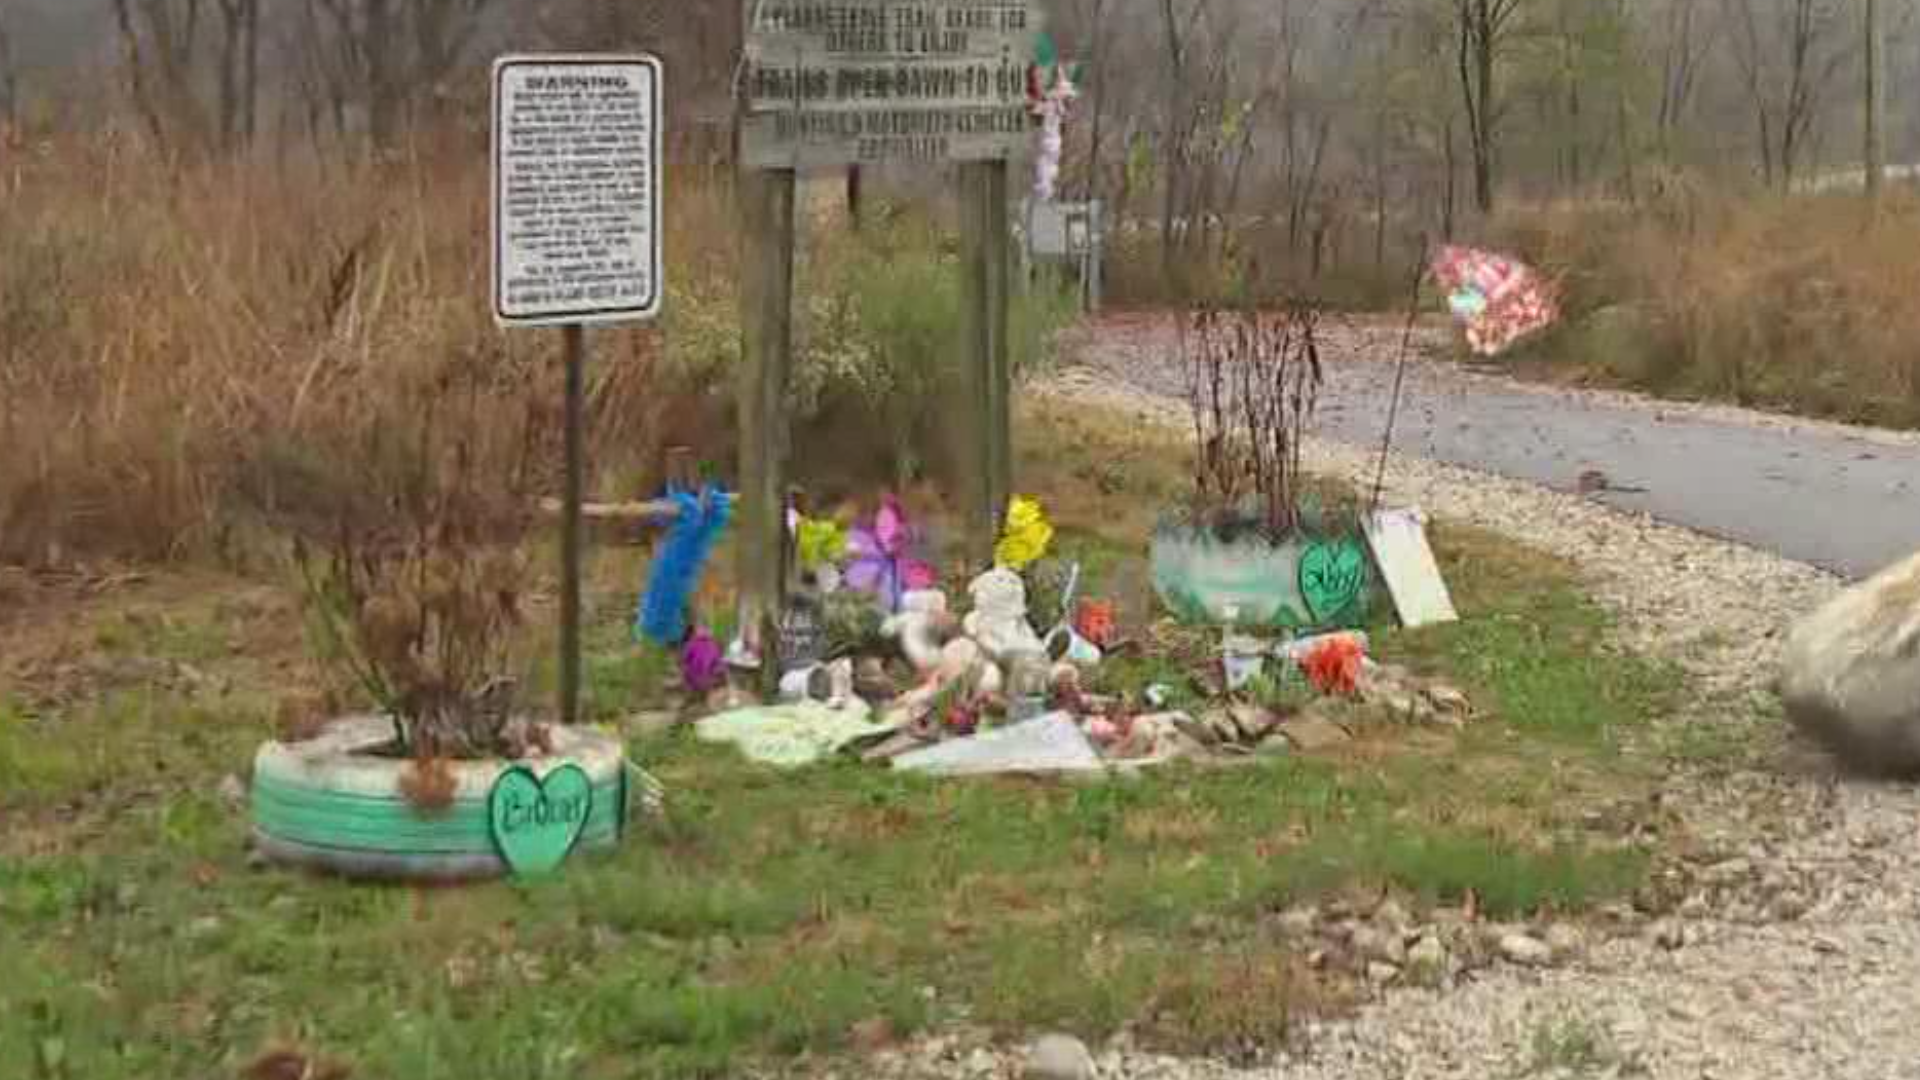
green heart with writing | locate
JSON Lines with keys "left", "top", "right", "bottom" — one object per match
{"left": 1298, "top": 538, "right": 1369, "bottom": 625}
{"left": 488, "top": 764, "right": 593, "bottom": 877}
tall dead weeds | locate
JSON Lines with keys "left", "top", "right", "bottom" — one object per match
{"left": 0, "top": 137, "right": 733, "bottom": 566}
{"left": 1496, "top": 187, "right": 1920, "bottom": 427}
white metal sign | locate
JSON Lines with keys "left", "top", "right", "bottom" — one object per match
{"left": 492, "top": 55, "right": 663, "bottom": 327}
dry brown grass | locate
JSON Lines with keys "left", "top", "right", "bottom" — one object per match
{"left": 1494, "top": 187, "right": 1920, "bottom": 428}
{"left": 0, "top": 133, "right": 1074, "bottom": 570}
{"left": 0, "top": 135, "right": 741, "bottom": 567}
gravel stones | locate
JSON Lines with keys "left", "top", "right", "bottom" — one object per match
{"left": 1497, "top": 932, "right": 1554, "bottom": 967}
{"left": 1405, "top": 935, "right": 1449, "bottom": 984}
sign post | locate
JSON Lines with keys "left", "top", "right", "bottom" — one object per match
{"left": 741, "top": 0, "right": 1038, "bottom": 572}
{"left": 960, "top": 160, "right": 1012, "bottom": 562}
{"left": 493, "top": 54, "right": 664, "bottom": 726}
{"left": 736, "top": 165, "right": 797, "bottom": 695}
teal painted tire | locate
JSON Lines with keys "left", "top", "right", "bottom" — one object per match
{"left": 250, "top": 716, "right": 627, "bottom": 882}
{"left": 1150, "top": 527, "right": 1374, "bottom": 632}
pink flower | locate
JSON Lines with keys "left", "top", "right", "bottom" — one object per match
{"left": 843, "top": 495, "right": 937, "bottom": 612}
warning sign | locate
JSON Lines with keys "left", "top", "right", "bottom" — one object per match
{"left": 492, "top": 55, "right": 663, "bottom": 327}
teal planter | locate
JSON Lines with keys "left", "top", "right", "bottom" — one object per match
{"left": 250, "top": 716, "right": 627, "bottom": 882}
{"left": 1151, "top": 525, "right": 1373, "bottom": 631}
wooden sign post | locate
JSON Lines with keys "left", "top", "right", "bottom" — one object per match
{"left": 736, "top": 165, "right": 797, "bottom": 695}
{"left": 960, "top": 160, "right": 1013, "bottom": 557}
{"left": 740, "top": 0, "right": 1039, "bottom": 636}
{"left": 493, "top": 55, "right": 665, "bottom": 725}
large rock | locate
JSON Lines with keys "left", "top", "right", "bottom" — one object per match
{"left": 1022, "top": 1033, "right": 1097, "bottom": 1080}
{"left": 1780, "top": 550, "right": 1920, "bottom": 774}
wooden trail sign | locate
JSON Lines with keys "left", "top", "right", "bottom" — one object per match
{"left": 492, "top": 54, "right": 665, "bottom": 725}
{"left": 742, "top": 0, "right": 1041, "bottom": 168}
{"left": 735, "top": 1, "right": 1032, "bottom": 687}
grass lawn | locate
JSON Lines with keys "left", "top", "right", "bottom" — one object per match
{"left": 0, "top": 401, "right": 1680, "bottom": 1080}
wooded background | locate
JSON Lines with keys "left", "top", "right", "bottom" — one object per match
{"left": 3, "top": 1, "right": 1909, "bottom": 224}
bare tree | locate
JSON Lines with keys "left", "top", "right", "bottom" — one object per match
{"left": 295, "top": 0, "right": 496, "bottom": 150}
{"left": 109, "top": 0, "right": 260, "bottom": 154}
{"left": 1452, "top": 0, "right": 1529, "bottom": 214}
{"left": 1656, "top": 0, "right": 1720, "bottom": 162}
{"left": 1724, "top": 0, "right": 1852, "bottom": 189}
{"left": 111, "top": 0, "right": 207, "bottom": 152}
{"left": 1157, "top": 0, "right": 1204, "bottom": 288}
{"left": 1865, "top": 0, "right": 1885, "bottom": 197}
{"left": 1080, "top": 0, "right": 1112, "bottom": 202}
{"left": 1276, "top": 0, "right": 1332, "bottom": 258}
{"left": 214, "top": 0, "right": 260, "bottom": 149}
{"left": 0, "top": 13, "right": 17, "bottom": 133}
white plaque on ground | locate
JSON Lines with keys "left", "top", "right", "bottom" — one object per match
{"left": 892, "top": 713, "right": 1105, "bottom": 777}
{"left": 492, "top": 55, "right": 664, "bottom": 327}
{"left": 1365, "top": 508, "right": 1459, "bottom": 629}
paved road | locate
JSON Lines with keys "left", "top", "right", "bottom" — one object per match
{"left": 1072, "top": 316, "right": 1920, "bottom": 580}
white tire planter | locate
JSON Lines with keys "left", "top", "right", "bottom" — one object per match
{"left": 249, "top": 716, "right": 627, "bottom": 882}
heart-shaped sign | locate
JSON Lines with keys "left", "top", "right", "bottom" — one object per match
{"left": 1298, "top": 538, "right": 1369, "bottom": 625}
{"left": 488, "top": 764, "right": 593, "bottom": 876}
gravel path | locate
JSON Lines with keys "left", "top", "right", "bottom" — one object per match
{"left": 839, "top": 346, "right": 1920, "bottom": 1079}
{"left": 1064, "top": 314, "right": 1920, "bottom": 580}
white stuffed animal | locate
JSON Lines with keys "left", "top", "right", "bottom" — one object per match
{"left": 963, "top": 569, "right": 1044, "bottom": 662}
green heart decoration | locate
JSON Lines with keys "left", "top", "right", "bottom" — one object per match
{"left": 488, "top": 764, "right": 593, "bottom": 877}
{"left": 1298, "top": 538, "right": 1370, "bottom": 625}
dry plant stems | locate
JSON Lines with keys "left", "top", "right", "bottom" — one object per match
{"left": 0, "top": 134, "right": 1061, "bottom": 565}
{"left": 1179, "top": 297, "right": 1325, "bottom": 540}
{"left": 294, "top": 514, "right": 537, "bottom": 763}
{"left": 288, "top": 361, "right": 546, "bottom": 765}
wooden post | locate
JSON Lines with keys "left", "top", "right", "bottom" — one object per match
{"left": 959, "top": 160, "right": 1013, "bottom": 568}
{"left": 560, "top": 323, "right": 586, "bottom": 727}
{"left": 738, "top": 167, "right": 797, "bottom": 694}
{"left": 1088, "top": 200, "right": 1105, "bottom": 313}
{"left": 664, "top": 445, "right": 698, "bottom": 492}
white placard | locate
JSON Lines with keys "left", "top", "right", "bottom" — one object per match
{"left": 1365, "top": 508, "right": 1459, "bottom": 629}
{"left": 492, "top": 55, "right": 663, "bottom": 327}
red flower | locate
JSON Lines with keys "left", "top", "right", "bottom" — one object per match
{"left": 1302, "top": 636, "right": 1365, "bottom": 697}
{"left": 1075, "top": 600, "right": 1118, "bottom": 647}
{"left": 945, "top": 702, "right": 980, "bottom": 736}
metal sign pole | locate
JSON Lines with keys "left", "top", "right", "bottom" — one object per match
{"left": 560, "top": 323, "right": 586, "bottom": 726}
{"left": 493, "top": 54, "right": 664, "bottom": 725}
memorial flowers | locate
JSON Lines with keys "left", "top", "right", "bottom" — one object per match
{"left": 995, "top": 495, "right": 1055, "bottom": 571}
{"left": 844, "top": 495, "right": 938, "bottom": 613}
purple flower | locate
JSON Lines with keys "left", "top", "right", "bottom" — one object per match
{"left": 843, "top": 495, "right": 937, "bottom": 613}
{"left": 680, "top": 628, "right": 727, "bottom": 694}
